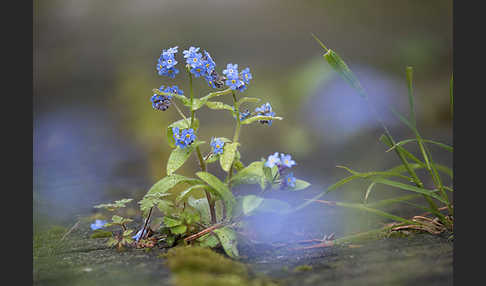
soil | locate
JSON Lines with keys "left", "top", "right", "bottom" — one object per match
{"left": 34, "top": 218, "right": 453, "bottom": 286}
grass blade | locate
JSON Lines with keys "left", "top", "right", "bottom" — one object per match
{"left": 311, "top": 200, "right": 418, "bottom": 225}
{"left": 406, "top": 66, "right": 416, "bottom": 126}
{"left": 371, "top": 178, "right": 448, "bottom": 204}
{"left": 386, "top": 138, "right": 453, "bottom": 153}
{"left": 363, "top": 182, "right": 376, "bottom": 204}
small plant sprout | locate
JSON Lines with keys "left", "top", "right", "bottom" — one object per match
{"left": 92, "top": 45, "right": 311, "bottom": 257}
{"left": 92, "top": 198, "right": 136, "bottom": 249}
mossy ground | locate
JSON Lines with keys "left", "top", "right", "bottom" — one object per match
{"left": 34, "top": 217, "right": 452, "bottom": 286}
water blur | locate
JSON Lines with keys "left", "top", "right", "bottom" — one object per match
{"left": 34, "top": 0, "right": 452, "bottom": 238}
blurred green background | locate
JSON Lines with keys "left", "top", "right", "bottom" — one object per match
{"left": 34, "top": 0, "right": 452, "bottom": 235}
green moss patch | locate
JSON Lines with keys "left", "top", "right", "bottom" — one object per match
{"left": 164, "top": 246, "right": 279, "bottom": 286}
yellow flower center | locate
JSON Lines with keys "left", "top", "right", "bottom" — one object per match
{"left": 186, "top": 134, "right": 191, "bottom": 138}
{"left": 216, "top": 145, "right": 220, "bottom": 149}
{"left": 193, "top": 58, "right": 198, "bottom": 62}
{"left": 231, "top": 79, "right": 236, "bottom": 84}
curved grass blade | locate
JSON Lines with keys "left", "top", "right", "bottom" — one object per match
{"left": 337, "top": 165, "right": 411, "bottom": 181}
{"left": 363, "top": 182, "right": 376, "bottom": 204}
{"left": 310, "top": 200, "right": 418, "bottom": 225}
{"left": 386, "top": 139, "right": 453, "bottom": 153}
{"left": 371, "top": 178, "right": 447, "bottom": 204}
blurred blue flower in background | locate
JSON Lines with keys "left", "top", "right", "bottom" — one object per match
{"left": 90, "top": 219, "right": 107, "bottom": 230}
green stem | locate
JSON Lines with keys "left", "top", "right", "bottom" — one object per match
{"left": 188, "top": 69, "right": 195, "bottom": 129}
{"left": 186, "top": 66, "right": 216, "bottom": 224}
{"left": 226, "top": 91, "right": 241, "bottom": 186}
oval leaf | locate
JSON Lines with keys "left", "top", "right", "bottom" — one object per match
{"left": 167, "top": 141, "right": 205, "bottom": 175}
{"left": 213, "top": 227, "right": 239, "bottom": 258}
{"left": 292, "top": 179, "right": 311, "bottom": 191}
{"left": 242, "top": 195, "right": 264, "bottom": 215}
{"left": 220, "top": 142, "right": 239, "bottom": 172}
{"left": 230, "top": 161, "right": 265, "bottom": 187}
{"left": 240, "top": 115, "right": 283, "bottom": 125}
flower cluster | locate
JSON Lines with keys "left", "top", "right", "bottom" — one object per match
{"left": 210, "top": 138, "right": 225, "bottom": 155}
{"left": 90, "top": 219, "right": 107, "bottom": 230}
{"left": 182, "top": 47, "right": 225, "bottom": 89}
{"left": 173, "top": 127, "right": 196, "bottom": 149}
{"left": 255, "top": 103, "right": 275, "bottom": 125}
{"left": 264, "top": 152, "right": 297, "bottom": 188}
{"left": 155, "top": 45, "right": 253, "bottom": 94}
{"left": 157, "top": 46, "right": 180, "bottom": 78}
{"left": 151, "top": 85, "right": 184, "bottom": 111}
{"left": 222, "top": 64, "right": 252, "bottom": 91}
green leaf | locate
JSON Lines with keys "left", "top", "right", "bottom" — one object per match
{"left": 187, "top": 197, "right": 211, "bottom": 224}
{"left": 363, "top": 182, "right": 377, "bottom": 204}
{"left": 123, "top": 229, "right": 134, "bottom": 237}
{"left": 237, "top": 97, "right": 261, "bottom": 105}
{"left": 312, "top": 200, "right": 416, "bottom": 225}
{"left": 167, "top": 118, "right": 199, "bottom": 148}
{"left": 230, "top": 161, "right": 265, "bottom": 187}
{"left": 196, "top": 172, "right": 236, "bottom": 218}
{"left": 167, "top": 141, "right": 205, "bottom": 175}
{"left": 157, "top": 200, "right": 175, "bottom": 215}
{"left": 256, "top": 198, "right": 292, "bottom": 214}
{"left": 213, "top": 227, "right": 239, "bottom": 258}
{"left": 371, "top": 178, "right": 448, "bottom": 204}
{"left": 170, "top": 225, "right": 187, "bottom": 235}
{"left": 386, "top": 138, "right": 453, "bottom": 153}
{"left": 336, "top": 165, "right": 411, "bottom": 181}
{"left": 240, "top": 115, "right": 283, "bottom": 125}
{"left": 145, "top": 174, "right": 201, "bottom": 197}
{"left": 220, "top": 142, "right": 239, "bottom": 172}
{"left": 205, "top": 101, "right": 234, "bottom": 111}
{"left": 181, "top": 209, "right": 200, "bottom": 225}
{"left": 191, "top": 98, "right": 205, "bottom": 111}
{"left": 241, "top": 195, "right": 264, "bottom": 215}
{"left": 263, "top": 165, "right": 279, "bottom": 184}
{"left": 199, "top": 88, "right": 233, "bottom": 103}
{"left": 93, "top": 198, "right": 133, "bottom": 211}
{"left": 197, "top": 233, "right": 220, "bottom": 248}
{"left": 139, "top": 192, "right": 171, "bottom": 212}
{"left": 176, "top": 184, "right": 211, "bottom": 203}
{"left": 390, "top": 108, "right": 432, "bottom": 170}
{"left": 323, "top": 49, "right": 367, "bottom": 99}
{"left": 163, "top": 217, "right": 183, "bottom": 228}
{"left": 139, "top": 174, "right": 201, "bottom": 216}
{"left": 233, "top": 160, "right": 245, "bottom": 171}
{"left": 292, "top": 179, "right": 311, "bottom": 191}
{"left": 152, "top": 88, "right": 190, "bottom": 106}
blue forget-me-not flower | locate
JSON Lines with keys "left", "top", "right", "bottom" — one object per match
{"left": 210, "top": 138, "right": 225, "bottom": 155}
